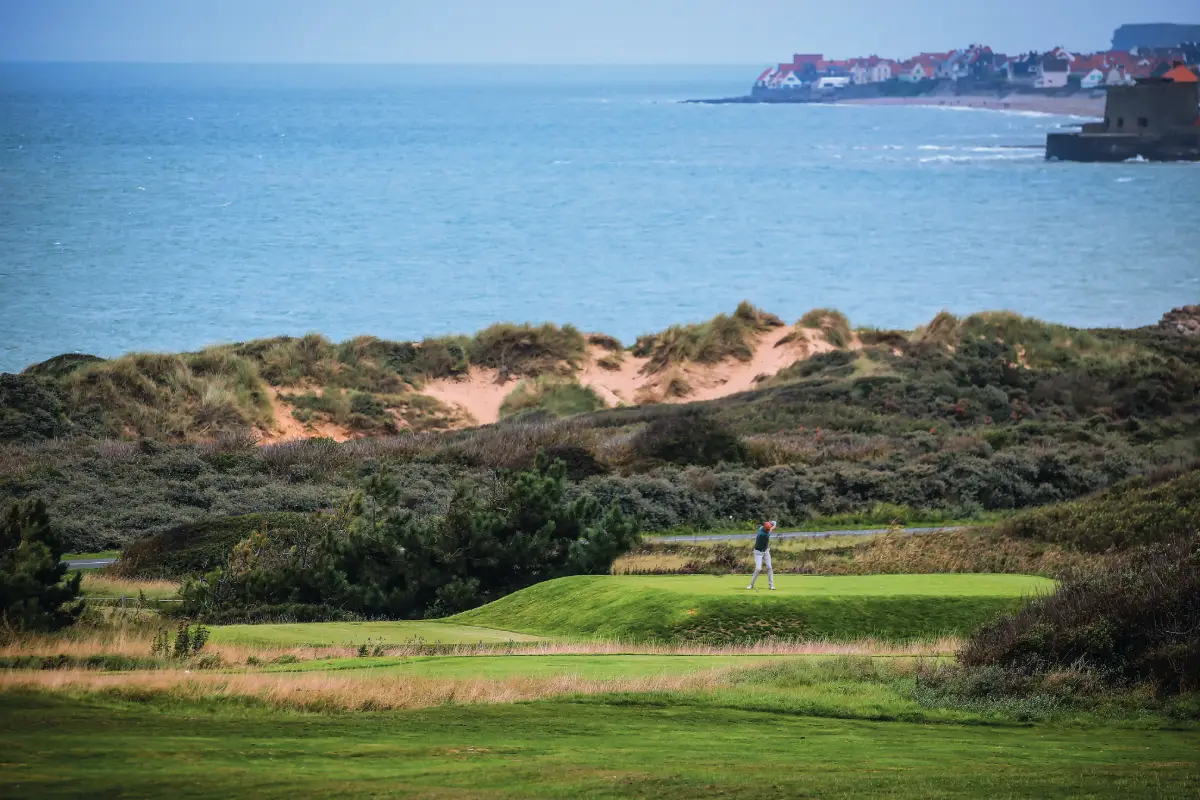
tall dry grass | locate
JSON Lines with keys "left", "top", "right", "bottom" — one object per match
{"left": 0, "top": 669, "right": 725, "bottom": 712}
{"left": 0, "top": 626, "right": 959, "bottom": 664}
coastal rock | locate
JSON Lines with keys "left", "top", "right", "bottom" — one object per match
{"left": 1159, "top": 305, "right": 1200, "bottom": 337}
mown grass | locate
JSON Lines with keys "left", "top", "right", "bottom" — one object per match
{"left": 451, "top": 574, "right": 1053, "bottom": 644}
{"left": 209, "top": 621, "right": 544, "bottom": 647}
{"left": 2, "top": 691, "right": 1195, "bottom": 799}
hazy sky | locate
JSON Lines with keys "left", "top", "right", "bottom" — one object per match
{"left": 1, "top": 0, "right": 1196, "bottom": 63}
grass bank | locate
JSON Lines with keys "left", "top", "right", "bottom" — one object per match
{"left": 450, "top": 574, "right": 1053, "bottom": 644}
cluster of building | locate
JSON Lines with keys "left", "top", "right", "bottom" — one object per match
{"left": 756, "top": 43, "right": 1200, "bottom": 91}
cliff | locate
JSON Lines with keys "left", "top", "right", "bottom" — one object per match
{"left": 1112, "top": 23, "right": 1200, "bottom": 51}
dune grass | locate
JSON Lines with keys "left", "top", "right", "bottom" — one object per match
{"left": 209, "top": 621, "right": 544, "bottom": 648}
{"left": 451, "top": 574, "right": 1053, "bottom": 644}
{"left": 3, "top": 691, "right": 1196, "bottom": 799}
{"left": 499, "top": 375, "right": 606, "bottom": 418}
{"left": 631, "top": 301, "right": 784, "bottom": 373}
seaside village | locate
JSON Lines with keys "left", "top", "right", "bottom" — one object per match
{"left": 755, "top": 42, "right": 1200, "bottom": 95}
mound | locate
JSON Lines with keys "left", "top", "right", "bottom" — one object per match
{"left": 449, "top": 574, "right": 1053, "bottom": 644}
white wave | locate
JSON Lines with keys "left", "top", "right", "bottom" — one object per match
{"left": 920, "top": 152, "right": 1042, "bottom": 164}
{"left": 1116, "top": 177, "right": 1135, "bottom": 183}
{"left": 1125, "top": 155, "right": 1148, "bottom": 164}
{"left": 918, "top": 145, "right": 954, "bottom": 151}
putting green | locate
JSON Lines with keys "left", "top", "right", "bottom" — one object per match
{"left": 607, "top": 574, "right": 1054, "bottom": 596}
{"left": 451, "top": 574, "right": 1055, "bottom": 643}
{"left": 209, "top": 621, "right": 542, "bottom": 647}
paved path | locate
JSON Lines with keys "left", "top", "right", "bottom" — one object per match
{"left": 649, "top": 526, "right": 963, "bottom": 543}
{"left": 63, "top": 558, "right": 118, "bottom": 569}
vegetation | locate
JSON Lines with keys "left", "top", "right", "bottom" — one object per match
{"left": 498, "top": 376, "right": 606, "bottom": 419}
{"left": 178, "top": 458, "right": 640, "bottom": 621}
{"left": 1000, "top": 467, "right": 1200, "bottom": 552}
{"left": 451, "top": 574, "right": 1051, "bottom": 644}
{"left": 2, "top": 307, "right": 1198, "bottom": 555}
{"left": 0, "top": 500, "right": 84, "bottom": 633}
{"left": 209, "top": 620, "right": 543, "bottom": 647}
{"left": 799, "top": 308, "right": 853, "bottom": 348}
{"left": 961, "top": 537, "right": 1199, "bottom": 695}
{"left": 467, "top": 322, "right": 586, "bottom": 378}
{"left": 631, "top": 302, "right": 783, "bottom": 372}
{"left": 3, "top": 683, "right": 1196, "bottom": 798}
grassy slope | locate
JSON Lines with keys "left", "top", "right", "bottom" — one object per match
{"left": 451, "top": 575, "right": 1053, "bottom": 643}
{"left": 209, "top": 621, "right": 543, "bottom": 647}
{"left": 2, "top": 693, "right": 1195, "bottom": 799}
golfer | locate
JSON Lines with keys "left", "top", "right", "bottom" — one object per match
{"left": 747, "top": 520, "right": 776, "bottom": 590}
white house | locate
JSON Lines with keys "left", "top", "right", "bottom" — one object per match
{"left": 1079, "top": 68, "right": 1106, "bottom": 89}
{"left": 850, "top": 62, "right": 870, "bottom": 84}
{"left": 779, "top": 70, "right": 804, "bottom": 89}
{"left": 815, "top": 76, "right": 851, "bottom": 90}
{"left": 871, "top": 61, "right": 895, "bottom": 82}
{"left": 1034, "top": 55, "right": 1070, "bottom": 88}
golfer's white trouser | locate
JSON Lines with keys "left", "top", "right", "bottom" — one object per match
{"left": 749, "top": 549, "right": 774, "bottom": 589}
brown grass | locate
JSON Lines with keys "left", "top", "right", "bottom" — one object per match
{"left": 80, "top": 574, "right": 180, "bottom": 600}
{"left": 0, "top": 669, "right": 728, "bottom": 712}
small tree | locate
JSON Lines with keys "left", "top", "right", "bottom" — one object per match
{"left": 0, "top": 499, "right": 84, "bottom": 632}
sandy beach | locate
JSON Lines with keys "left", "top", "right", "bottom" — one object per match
{"left": 838, "top": 93, "right": 1105, "bottom": 118}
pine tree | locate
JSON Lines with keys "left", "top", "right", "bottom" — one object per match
{"left": 0, "top": 499, "right": 85, "bottom": 632}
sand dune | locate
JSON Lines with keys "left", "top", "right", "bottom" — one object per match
{"left": 251, "top": 323, "right": 857, "bottom": 436}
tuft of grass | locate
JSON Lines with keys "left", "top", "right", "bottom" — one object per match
{"left": 585, "top": 333, "right": 624, "bottom": 352}
{"left": 468, "top": 323, "right": 586, "bottom": 378}
{"left": 632, "top": 302, "right": 783, "bottom": 373}
{"left": 798, "top": 308, "right": 853, "bottom": 348}
{"left": 499, "top": 376, "right": 607, "bottom": 419}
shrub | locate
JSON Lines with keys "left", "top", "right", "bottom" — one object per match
{"left": 630, "top": 410, "right": 747, "bottom": 466}
{"left": 0, "top": 499, "right": 84, "bottom": 632}
{"left": 999, "top": 469, "right": 1200, "bottom": 552}
{"left": 0, "top": 375, "right": 75, "bottom": 442}
{"left": 179, "top": 458, "right": 640, "bottom": 620}
{"left": 960, "top": 538, "right": 1200, "bottom": 695}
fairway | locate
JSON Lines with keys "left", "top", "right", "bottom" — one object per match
{"left": 607, "top": 574, "right": 1053, "bottom": 596}
{"left": 262, "top": 654, "right": 801, "bottom": 679}
{"left": 451, "top": 574, "right": 1053, "bottom": 643}
{"left": 2, "top": 694, "right": 1195, "bottom": 799}
{"left": 210, "top": 620, "right": 543, "bottom": 647}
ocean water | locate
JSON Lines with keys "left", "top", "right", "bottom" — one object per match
{"left": 2, "top": 64, "right": 1198, "bottom": 372}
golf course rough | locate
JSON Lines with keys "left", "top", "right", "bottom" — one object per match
{"left": 451, "top": 574, "right": 1054, "bottom": 644}
{"left": 208, "top": 620, "right": 543, "bottom": 647}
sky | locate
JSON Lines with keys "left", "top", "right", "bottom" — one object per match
{"left": 1, "top": 0, "right": 1197, "bottom": 64}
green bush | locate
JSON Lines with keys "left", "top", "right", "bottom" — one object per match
{"left": 178, "top": 458, "right": 640, "bottom": 620}
{"left": 0, "top": 499, "right": 84, "bottom": 632}
{"left": 798, "top": 309, "right": 852, "bottom": 348}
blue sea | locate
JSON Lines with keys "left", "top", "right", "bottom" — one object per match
{"left": 2, "top": 64, "right": 1198, "bottom": 372}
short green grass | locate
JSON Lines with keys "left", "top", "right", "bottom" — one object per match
{"left": 209, "top": 621, "right": 543, "bottom": 647}
{"left": 61, "top": 550, "right": 121, "bottom": 563}
{"left": 451, "top": 575, "right": 1053, "bottom": 644}
{"left": 261, "top": 654, "right": 801, "bottom": 679}
{"left": 2, "top": 693, "right": 1195, "bottom": 799}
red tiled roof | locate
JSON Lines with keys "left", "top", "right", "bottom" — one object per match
{"left": 792, "top": 53, "right": 824, "bottom": 65}
{"left": 1165, "top": 64, "right": 1199, "bottom": 83}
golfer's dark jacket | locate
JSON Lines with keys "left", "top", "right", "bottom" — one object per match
{"left": 753, "top": 527, "right": 770, "bottom": 552}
